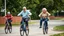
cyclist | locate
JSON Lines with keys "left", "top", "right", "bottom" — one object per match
{"left": 39, "top": 8, "right": 51, "bottom": 28}
{"left": 4, "top": 12, "right": 13, "bottom": 28}
{"left": 18, "top": 7, "right": 32, "bottom": 30}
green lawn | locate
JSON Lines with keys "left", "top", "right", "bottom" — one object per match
{"left": 53, "top": 25, "right": 64, "bottom": 31}
{"left": 50, "top": 25, "right": 64, "bottom": 36}
{"left": 54, "top": 17, "right": 64, "bottom": 20}
{"left": 51, "top": 33, "right": 64, "bottom": 36}
{"left": 0, "top": 24, "right": 20, "bottom": 27}
{"left": 0, "top": 21, "right": 37, "bottom": 27}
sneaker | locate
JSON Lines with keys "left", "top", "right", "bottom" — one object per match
{"left": 43, "top": 32, "right": 45, "bottom": 35}
{"left": 39, "top": 27, "right": 42, "bottom": 28}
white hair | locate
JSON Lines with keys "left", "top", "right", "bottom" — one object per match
{"left": 42, "top": 8, "right": 47, "bottom": 11}
{"left": 7, "top": 12, "right": 10, "bottom": 14}
{"left": 23, "top": 7, "right": 26, "bottom": 9}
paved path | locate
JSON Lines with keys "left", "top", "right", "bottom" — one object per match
{"left": 0, "top": 20, "right": 64, "bottom": 36}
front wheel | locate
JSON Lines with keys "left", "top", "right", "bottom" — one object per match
{"left": 46, "top": 27, "right": 48, "bottom": 34}
{"left": 20, "top": 30, "right": 24, "bottom": 36}
{"left": 43, "top": 26, "right": 48, "bottom": 34}
{"left": 43, "top": 27, "right": 45, "bottom": 35}
{"left": 9, "top": 27, "right": 12, "bottom": 33}
{"left": 25, "top": 29, "right": 29, "bottom": 36}
{"left": 5, "top": 26, "right": 8, "bottom": 34}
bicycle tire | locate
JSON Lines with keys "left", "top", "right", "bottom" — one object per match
{"left": 43, "top": 25, "right": 48, "bottom": 34}
{"left": 46, "top": 27, "right": 48, "bottom": 34}
{"left": 20, "top": 30, "right": 24, "bottom": 36}
{"left": 9, "top": 27, "right": 12, "bottom": 33}
{"left": 43, "top": 27, "right": 45, "bottom": 34}
{"left": 5, "top": 26, "right": 8, "bottom": 34}
{"left": 25, "top": 29, "right": 29, "bottom": 36}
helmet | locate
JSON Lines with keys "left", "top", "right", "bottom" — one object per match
{"left": 7, "top": 12, "right": 10, "bottom": 14}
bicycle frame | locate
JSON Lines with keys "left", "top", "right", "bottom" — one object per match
{"left": 5, "top": 20, "right": 12, "bottom": 34}
{"left": 20, "top": 21, "right": 29, "bottom": 36}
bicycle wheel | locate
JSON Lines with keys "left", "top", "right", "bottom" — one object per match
{"left": 46, "top": 27, "right": 48, "bottom": 34}
{"left": 5, "top": 25, "right": 8, "bottom": 34}
{"left": 43, "top": 25, "right": 48, "bottom": 34}
{"left": 20, "top": 30, "right": 24, "bottom": 36}
{"left": 9, "top": 26, "right": 12, "bottom": 33}
{"left": 43, "top": 27, "right": 45, "bottom": 34}
{"left": 25, "top": 29, "right": 29, "bottom": 36}
{"left": 20, "top": 26, "right": 24, "bottom": 36}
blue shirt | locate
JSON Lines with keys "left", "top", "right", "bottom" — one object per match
{"left": 18, "top": 10, "right": 32, "bottom": 18}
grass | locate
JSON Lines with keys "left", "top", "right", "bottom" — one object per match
{"left": 50, "top": 25, "right": 64, "bottom": 36}
{"left": 61, "top": 18, "right": 64, "bottom": 20}
{"left": 53, "top": 25, "right": 64, "bottom": 31}
{"left": 0, "top": 21, "right": 37, "bottom": 27}
{"left": 51, "top": 33, "right": 64, "bottom": 36}
{"left": 0, "top": 24, "right": 20, "bottom": 27}
{"left": 54, "top": 17, "right": 64, "bottom": 20}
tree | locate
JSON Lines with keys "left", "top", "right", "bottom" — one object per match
{"left": 0, "top": 0, "right": 64, "bottom": 19}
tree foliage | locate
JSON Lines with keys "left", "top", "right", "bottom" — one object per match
{"left": 0, "top": 0, "right": 64, "bottom": 19}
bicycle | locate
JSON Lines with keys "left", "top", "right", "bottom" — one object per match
{"left": 43, "top": 21, "right": 48, "bottom": 35}
{"left": 20, "top": 21, "right": 29, "bottom": 36}
{"left": 5, "top": 20, "right": 12, "bottom": 34}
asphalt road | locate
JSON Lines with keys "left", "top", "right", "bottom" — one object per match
{"left": 0, "top": 20, "right": 64, "bottom": 36}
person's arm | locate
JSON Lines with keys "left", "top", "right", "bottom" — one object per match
{"left": 39, "top": 12, "right": 42, "bottom": 17}
{"left": 11, "top": 15, "right": 13, "bottom": 18}
{"left": 3, "top": 15, "right": 7, "bottom": 20}
{"left": 47, "top": 12, "right": 51, "bottom": 16}
{"left": 17, "top": 11, "right": 22, "bottom": 16}
{"left": 47, "top": 12, "right": 51, "bottom": 20}
{"left": 28, "top": 11, "right": 32, "bottom": 16}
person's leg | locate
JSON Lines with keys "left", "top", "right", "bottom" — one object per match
{"left": 21, "top": 18, "right": 24, "bottom": 28}
{"left": 25, "top": 18, "right": 29, "bottom": 29}
{"left": 8, "top": 20, "right": 12, "bottom": 27}
{"left": 40, "top": 18, "right": 43, "bottom": 28}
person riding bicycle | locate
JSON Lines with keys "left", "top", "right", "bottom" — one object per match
{"left": 18, "top": 7, "right": 32, "bottom": 30}
{"left": 4, "top": 12, "right": 13, "bottom": 28}
{"left": 39, "top": 8, "right": 51, "bottom": 28}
